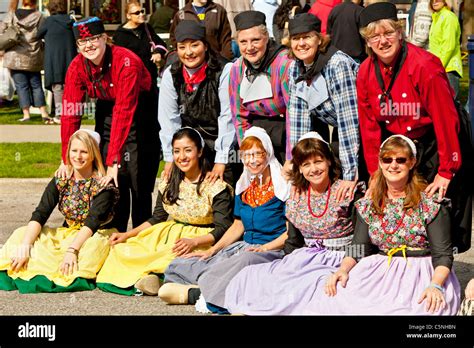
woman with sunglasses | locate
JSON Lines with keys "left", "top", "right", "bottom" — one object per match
{"left": 114, "top": 1, "right": 168, "bottom": 84}
{"left": 224, "top": 132, "right": 365, "bottom": 315}
{"left": 57, "top": 17, "right": 156, "bottom": 233}
{"left": 158, "top": 127, "right": 291, "bottom": 313}
{"left": 320, "top": 135, "right": 460, "bottom": 315}
{"left": 285, "top": 13, "right": 361, "bottom": 202}
{"left": 356, "top": 2, "right": 471, "bottom": 254}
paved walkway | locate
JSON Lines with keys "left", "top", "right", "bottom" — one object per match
{"left": 0, "top": 124, "right": 94, "bottom": 143}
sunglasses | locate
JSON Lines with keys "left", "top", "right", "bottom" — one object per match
{"left": 129, "top": 9, "right": 145, "bottom": 15}
{"left": 381, "top": 157, "right": 408, "bottom": 164}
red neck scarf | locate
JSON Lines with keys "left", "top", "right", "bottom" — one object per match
{"left": 182, "top": 62, "right": 208, "bottom": 93}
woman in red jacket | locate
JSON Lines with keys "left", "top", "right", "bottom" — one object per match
{"left": 356, "top": 2, "right": 471, "bottom": 253}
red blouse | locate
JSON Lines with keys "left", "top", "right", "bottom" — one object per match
{"left": 61, "top": 45, "right": 151, "bottom": 166}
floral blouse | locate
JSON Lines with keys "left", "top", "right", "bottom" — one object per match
{"left": 158, "top": 179, "right": 229, "bottom": 225}
{"left": 286, "top": 180, "right": 364, "bottom": 247}
{"left": 355, "top": 192, "right": 441, "bottom": 252}
{"left": 56, "top": 176, "right": 118, "bottom": 228}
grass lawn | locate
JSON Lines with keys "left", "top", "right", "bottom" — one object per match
{"left": 0, "top": 142, "right": 166, "bottom": 178}
{"left": 0, "top": 143, "right": 61, "bottom": 177}
{"left": 0, "top": 98, "right": 95, "bottom": 125}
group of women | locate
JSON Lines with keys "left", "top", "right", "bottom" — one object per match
{"left": 0, "top": 2, "right": 471, "bottom": 315}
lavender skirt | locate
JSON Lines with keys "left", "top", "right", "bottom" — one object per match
{"left": 225, "top": 247, "right": 345, "bottom": 315}
{"left": 306, "top": 254, "right": 461, "bottom": 315}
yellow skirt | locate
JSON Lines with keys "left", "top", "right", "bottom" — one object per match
{"left": 96, "top": 220, "right": 212, "bottom": 289}
{"left": 0, "top": 225, "right": 114, "bottom": 288}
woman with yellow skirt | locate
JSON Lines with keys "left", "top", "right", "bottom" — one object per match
{"left": 0, "top": 129, "right": 119, "bottom": 293}
{"left": 96, "top": 127, "right": 234, "bottom": 295}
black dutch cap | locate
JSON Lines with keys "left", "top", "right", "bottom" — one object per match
{"left": 175, "top": 20, "right": 206, "bottom": 42}
{"left": 359, "top": 2, "right": 398, "bottom": 28}
{"left": 289, "top": 13, "right": 322, "bottom": 36}
{"left": 234, "top": 11, "right": 266, "bottom": 31}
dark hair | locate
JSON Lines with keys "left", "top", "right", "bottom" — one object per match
{"left": 290, "top": 138, "right": 341, "bottom": 191}
{"left": 47, "top": 0, "right": 67, "bottom": 15}
{"left": 162, "top": 128, "right": 211, "bottom": 205}
{"left": 273, "top": 0, "right": 302, "bottom": 30}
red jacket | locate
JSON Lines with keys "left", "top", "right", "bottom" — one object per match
{"left": 61, "top": 45, "right": 151, "bottom": 166}
{"left": 357, "top": 43, "right": 461, "bottom": 180}
{"left": 308, "top": 0, "right": 342, "bottom": 35}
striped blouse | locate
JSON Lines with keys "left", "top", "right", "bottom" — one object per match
{"left": 229, "top": 49, "right": 293, "bottom": 159}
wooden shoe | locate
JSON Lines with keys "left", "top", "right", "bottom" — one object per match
{"left": 134, "top": 274, "right": 160, "bottom": 296}
{"left": 158, "top": 283, "right": 199, "bottom": 304}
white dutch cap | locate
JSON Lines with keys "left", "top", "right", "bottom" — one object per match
{"left": 73, "top": 128, "right": 101, "bottom": 146}
{"left": 236, "top": 126, "right": 291, "bottom": 202}
{"left": 298, "top": 131, "right": 329, "bottom": 145}
{"left": 380, "top": 134, "right": 417, "bottom": 158}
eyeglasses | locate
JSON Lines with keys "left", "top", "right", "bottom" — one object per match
{"left": 381, "top": 157, "right": 408, "bottom": 164}
{"left": 77, "top": 35, "right": 102, "bottom": 47}
{"left": 367, "top": 30, "right": 398, "bottom": 44}
{"left": 129, "top": 9, "right": 145, "bottom": 15}
{"left": 241, "top": 151, "right": 266, "bottom": 160}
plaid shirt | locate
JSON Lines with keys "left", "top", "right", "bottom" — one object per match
{"left": 288, "top": 51, "right": 360, "bottom": 181}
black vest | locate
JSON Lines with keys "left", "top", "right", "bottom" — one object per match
{"left": 170, "top": 54, "right": 228, "bottom": 152}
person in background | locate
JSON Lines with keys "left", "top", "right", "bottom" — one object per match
{"left": 158, "top": 20, "right": 236, "bottom": 185}
{"left": 149, "top": 0, "right": 179, "bottom": 34}
{"left": 36, "top": 0, "right": 77, "bottom": 125}
{"left": 251, "top": 0, "right": 280, "bottom": 39}
{"left": 213, "top": 0, "right": 253, "bottom": 58}
{"left": 169, "top": 0, "right": 233, "bottom": 60}
{"left": 327, "top": 0, "right": 367, "bottom": 62}
{"left": 428, "top": 0, "right": 463, "bottom": 98}
{"left": 272, "top": 0, "right": 304, "bottom": 45}
{"left": 407, "top": 0, "right": 432, "bottom": 49}
{"left": 0, "top": 130, "right": 118, "bottom": 293}
{"left": 308, "top": 0, "right": 342, "bottom": 35}
{"left": 0, "top": 0, "right": 51, "bottom": 123}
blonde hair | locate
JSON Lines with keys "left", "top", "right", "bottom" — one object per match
{"left": 370, "top": 136, "right": 427, "bottom": 214}
{"left": 359, "top": 19, "right": 405, "bottom": 57}
{"left": 66, "top": 130, "right": 106, "bottom": 176}
{"left": 125, "top": 0, "right": 142, "bottom": 17}
{"left": 429, "top": 0, "right": 452, "bottom": 11}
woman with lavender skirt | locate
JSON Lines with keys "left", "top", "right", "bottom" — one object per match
{"left": 319, "top": 135, "right": 460, "bottom": 315}
{"left": 224, "top": 132, "right": 364, "bottom": 315}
